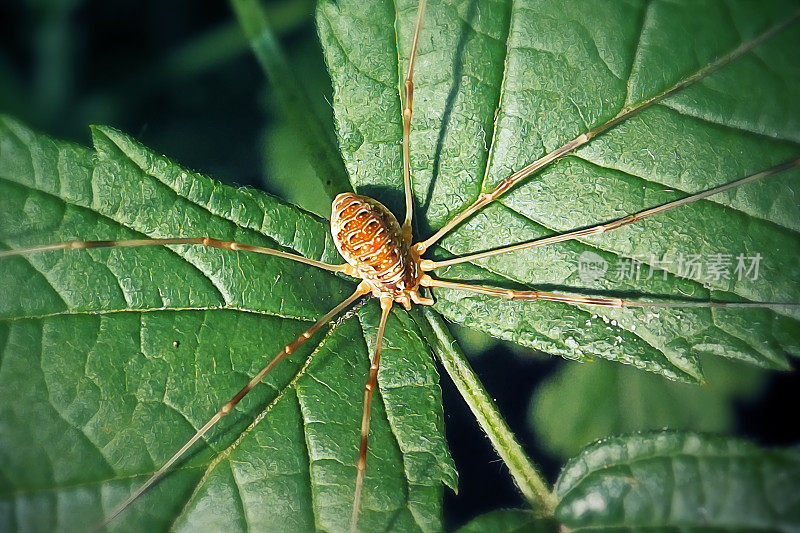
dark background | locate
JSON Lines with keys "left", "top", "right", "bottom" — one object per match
{"left": 2, "top": 0, "right": 798, "bottom": 530}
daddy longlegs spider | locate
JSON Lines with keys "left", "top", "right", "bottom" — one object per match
{"left": 2, "top": 0, "right": 800, "bottom": 531}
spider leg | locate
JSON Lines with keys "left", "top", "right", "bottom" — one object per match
{"left": 351, "top": 297, "right": 393, "bottom": 532}
{"left": 414, "top": 13, "right": 800, "bottom": 254}
{"left": 421, "top": 158, "right": 800, "bottom": 271}
{"left": 422, "top": 276, "right": 799, "bottom": 310}
{"left": 401, "top": 0, "right": 428, "bottom": 240}
{"left": 95, "top": 284, "right": 370, "bottom": 531}
{"left": 0, "top": 236, "right": 353, "bottom": 274}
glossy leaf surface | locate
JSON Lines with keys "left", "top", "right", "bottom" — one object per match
{"left": 318, "top": 0, "right": 800, "bottom": 382}
{"left": 0, "top": 117, "right": 455, "bottom": 532}
{"left": 556, "top": 431, "right": 800, "bottom": 531}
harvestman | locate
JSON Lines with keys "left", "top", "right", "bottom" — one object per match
{"left": 3, "top": 1, "right": 800, "bottom": 530}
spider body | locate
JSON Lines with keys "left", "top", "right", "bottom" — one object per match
{"left": 331, "top": 192, "right": 430, "bottom": 309}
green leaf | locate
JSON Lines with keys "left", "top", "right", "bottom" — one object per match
{"left": 231, "top": 0, "right": 351, "bottom": 203}
{"left": 317, "top": 0, "right": 800, "bottom": 381}
{"left": 5, "top": 0, "right": 800, "bottom": 530}
{"left": 0, "top": 116, "right": 455, "bottom": 532}
{"left": 555, "top": 431, "right": 800, "bottom": 531}
{"left": 263, "top": 119, "right": 333, "bottom": 218}
{"left": 260, "top": 30, "right": 341, "bottom": 219}
{"left": 455, "top": 509, "right": 556, "bottom": 533}
{"left": 530, "top": 357, "right": 766, "bottom": 458}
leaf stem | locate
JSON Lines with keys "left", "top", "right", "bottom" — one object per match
{"left": 229, "top": 0, "right": 352, "bottom": 199}
{"left": 415, "top": 307, "right": 557, "bottom": 516}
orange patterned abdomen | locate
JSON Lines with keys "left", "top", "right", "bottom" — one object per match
{"left": 331, "top": 193, "right": 420, "bottom": 293}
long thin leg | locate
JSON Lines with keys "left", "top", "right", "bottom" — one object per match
{"left": 351, "top": 297, "right": 393, "bottom": 532}
{"left": 422, "top": 276, "right": 800, "bottom": 310}
{"left": 421, "top": 158, "right": 800, "bottom": 270}
{"left": 401, "top": 0, "right": 428, "bottom": 239}
{"left": 96, "top": 284, "right": 370, "bottom": 531}
{"left": 414, "top": 12, "right": 800, "bottom": 254}
{"left": 0, "top": 236, "right": 352, "bottom": 273}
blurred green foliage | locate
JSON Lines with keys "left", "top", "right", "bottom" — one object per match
{"left": 0, "top": 0, "right": 325, "bottom": 196}
{"left": 530, "top": 356, "right": 766, "bottom": 458}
